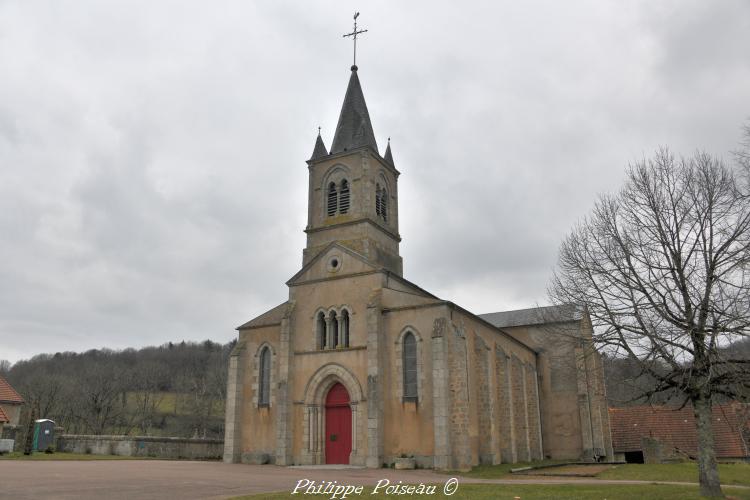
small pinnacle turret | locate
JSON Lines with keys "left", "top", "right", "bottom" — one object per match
{"left": 309, "top": 130, "right": 329, "bottom": 161}
{"left": 383, "top": 138, "right": 394, "bottom": 166}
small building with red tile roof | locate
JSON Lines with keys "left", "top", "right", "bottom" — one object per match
{"left": 609, "top": 404, "right": 750, "bottom": 462}
{"left": 0, "top": 375, "right": 24, "bottom": 429}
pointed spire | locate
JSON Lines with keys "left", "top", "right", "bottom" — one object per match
{"left": 330, "top": 67, "right": 379, "bottom": 155}
{"left": 309, "top": 127, "right": 329, "bottom": 161}
{"left": 383, "top": 137, "right": 394, "bottom": 166}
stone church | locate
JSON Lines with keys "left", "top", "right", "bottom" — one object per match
{"left": 223, "top": 63, "right": 613, "bottom": 470}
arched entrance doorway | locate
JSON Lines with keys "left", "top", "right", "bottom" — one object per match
{"left": 325, "top": 382, "right": 352, "bottom": 464}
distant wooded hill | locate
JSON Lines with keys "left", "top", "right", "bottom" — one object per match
{"left": 602, "top": 337, "right": 750, "bottom": 406}
{"left": 1, "top": 336, "right": 747, "bottom": 438}
{"left": 2, "top": 340, "right": 234, "bottom": 439}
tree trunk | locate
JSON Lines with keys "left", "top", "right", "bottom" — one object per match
{"left": 693, "top": 396, "right": 723, "bottom": 497}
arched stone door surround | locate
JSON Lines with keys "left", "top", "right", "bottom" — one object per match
{"left": 300, "top": 363, "right": 365, "bottom": 465}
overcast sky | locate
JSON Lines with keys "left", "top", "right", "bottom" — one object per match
{"left": 1, "top": 1, "right": 748, "bottom": 363}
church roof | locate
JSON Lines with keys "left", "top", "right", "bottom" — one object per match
{"left": 237, "top": 302, "right": 289, "bottom": 330}
{"left": 330, "top": 67, "right": 379, "bottom": 155}
{"left": 479, "top": 304, "right": 583, "bottom": 329}
{"left": 309, "top": 132, "right": 329, "bottom": 161}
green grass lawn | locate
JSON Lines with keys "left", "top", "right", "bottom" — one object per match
{"left": 233, "top": 483, "right": 750, "bottom": 500}
{"left": 599, "top": 462, "right": 750, "bottom": 486}
{"left": 448, "top": 459, "right": 568, "bottom": 479}
{"left": 452, "top": 460, "right": 750, "bottom": 486}
{"left": 0, "top": 451, "right": 155, "bottom": 460}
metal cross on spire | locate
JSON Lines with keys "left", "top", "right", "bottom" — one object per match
{"left": 343, "top": 12, "right": 367, "bottom": 69}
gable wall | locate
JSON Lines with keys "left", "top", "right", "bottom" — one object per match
{"left": 287, "top": 272, "right": 383, "bottom": 463}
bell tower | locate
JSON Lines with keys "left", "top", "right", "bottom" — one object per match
{"left": 303, "top": 65, "right": 402, "bottom": 275}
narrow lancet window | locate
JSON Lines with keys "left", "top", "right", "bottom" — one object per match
{"left": 402, "top": 332, "right": 417, "bottom": 401}
{"left": 327, "top": 182, "right": 338, "bottom": 216}
{"left": 259, "top": 346, "right": 271, "bottom": 406}
{"left": 317, "top": 312, "right": 327, "bottom": 349}
{"left": 339, "top": 180, "right": 350, "bottom": 214}
{"left": 341, "top": 310, "right": 350, "bottom": 347}
{"left": 330, "top": 311, "right": 339, "bottom": 348}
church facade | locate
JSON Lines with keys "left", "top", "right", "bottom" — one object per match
{"left": 223, "top": 64, "right": 613, "bottom": 470}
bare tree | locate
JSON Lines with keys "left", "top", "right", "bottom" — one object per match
{"left": 550, "top": 148, "right": 750, "bottom": 497}
{"left": 0, "top": 359, "right": 10, "bottom": 376}
{"left": 128, "top": 363, "right": 166, "bottom": 435}
{"left": 71, "top": 361, "right": 127, "bottom": 435}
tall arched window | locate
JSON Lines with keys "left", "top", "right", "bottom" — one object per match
{"left": 327, "top": 182, "right": 338, "bottom": 216}
{"left": 339, "top": 180, "right": 350, "bottom": 214}
{"left": 330, "top": 311, "right": 339, "bottom": 348}
{"left": 402, "top": 332, "right": 417, "bottom": 401}
{"left": 317, "top": 312, "right": 327, "bottom": 350}
{"left": 341, "top": 310, "right": 350, "bottom": 347}
{"left": 259, "top": 346, "right": 271, "bottom": 407}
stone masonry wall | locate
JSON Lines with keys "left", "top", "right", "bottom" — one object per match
{"left": 495, "top": 346, "right": 516, "bottom": 463}
{"left": 431, "top": 316, "right": 450, "bottom": 470}
{"left": 57, "top": 435, "right": 223, "bottom": 460}
{"left": 447, "top": 321, "right": 471, "bottom": 470}
{"left": 525, "top": 363, "right": 543, "bottom": 460}
{"left": 511, "top": 355, "right": 530, "bottom": 462}
{"left": 223, "top": 341, "right": 246, "bottom": 463}
{"left": 474, "top": 336, "right": 494, "bottom": 465}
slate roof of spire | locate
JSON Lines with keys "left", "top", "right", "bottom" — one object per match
{"left": 309, "top": 132, "right": 329, "bottom": 161}
{"left": 330, "top": 67, "right": 379, "bottom": 155}
{"left": 383, "top": 140, "right": 394, "bottom": 166}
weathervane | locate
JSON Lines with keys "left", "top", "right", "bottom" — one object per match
{"left": 343, "top": 12, "right": 367, "bottom": 68}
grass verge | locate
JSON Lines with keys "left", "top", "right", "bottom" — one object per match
{"left": 232, "top": 483, "right": 750, "bottom": 500}
{"left": 446, "top": 459, "right": 567, "bottom": 479}
{"left": 0, "top": 451, "right": 156, "bottom": 460}
{"left": 599, "top": 462, "right": 750, "bottom": 486}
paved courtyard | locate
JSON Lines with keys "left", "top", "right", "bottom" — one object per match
{"left": 0, "top": 460, "right": 449, "bottom": 500}
{"left": 0, "top": 459, "right": 729, "bottom": 499}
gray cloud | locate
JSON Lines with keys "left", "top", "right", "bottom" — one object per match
{"left": 1, "top": 0, "right": 749, "bottom": 362}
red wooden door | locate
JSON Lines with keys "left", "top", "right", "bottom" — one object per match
{"left": 325, "top": 383, "right": 352, "bottom": 464}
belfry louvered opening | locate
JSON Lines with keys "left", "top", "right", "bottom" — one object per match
{"left": 327, "top": 182, "right": 338, "bottom": 216}
{"left": 375, "top": 184, "right": 388, "bottom": 222}
{"left": 326, "top": 179, "right": 352, "bottom": 217}
{"left": 339, "top": 180, "right": 350, "bottom": 214}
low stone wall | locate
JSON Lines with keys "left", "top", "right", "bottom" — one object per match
{"left": 0, "top": 438, "right": 14, "bottom": 453}
{"left": 56, "top": 435, "right": 223, "bottom": 460}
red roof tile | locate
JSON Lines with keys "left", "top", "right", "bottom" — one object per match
{"left": 0, "top": 405, "right": 9, "bottom": 423}
{"left": 609, "top": 404, "right": 749, "bottom": 458}
{"left": 0, "top": 376, "right": 24, "bottom": 404}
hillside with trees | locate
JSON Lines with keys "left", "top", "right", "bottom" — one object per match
{"left": 1, "top": 340, "right": 234, "bottom": 439}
